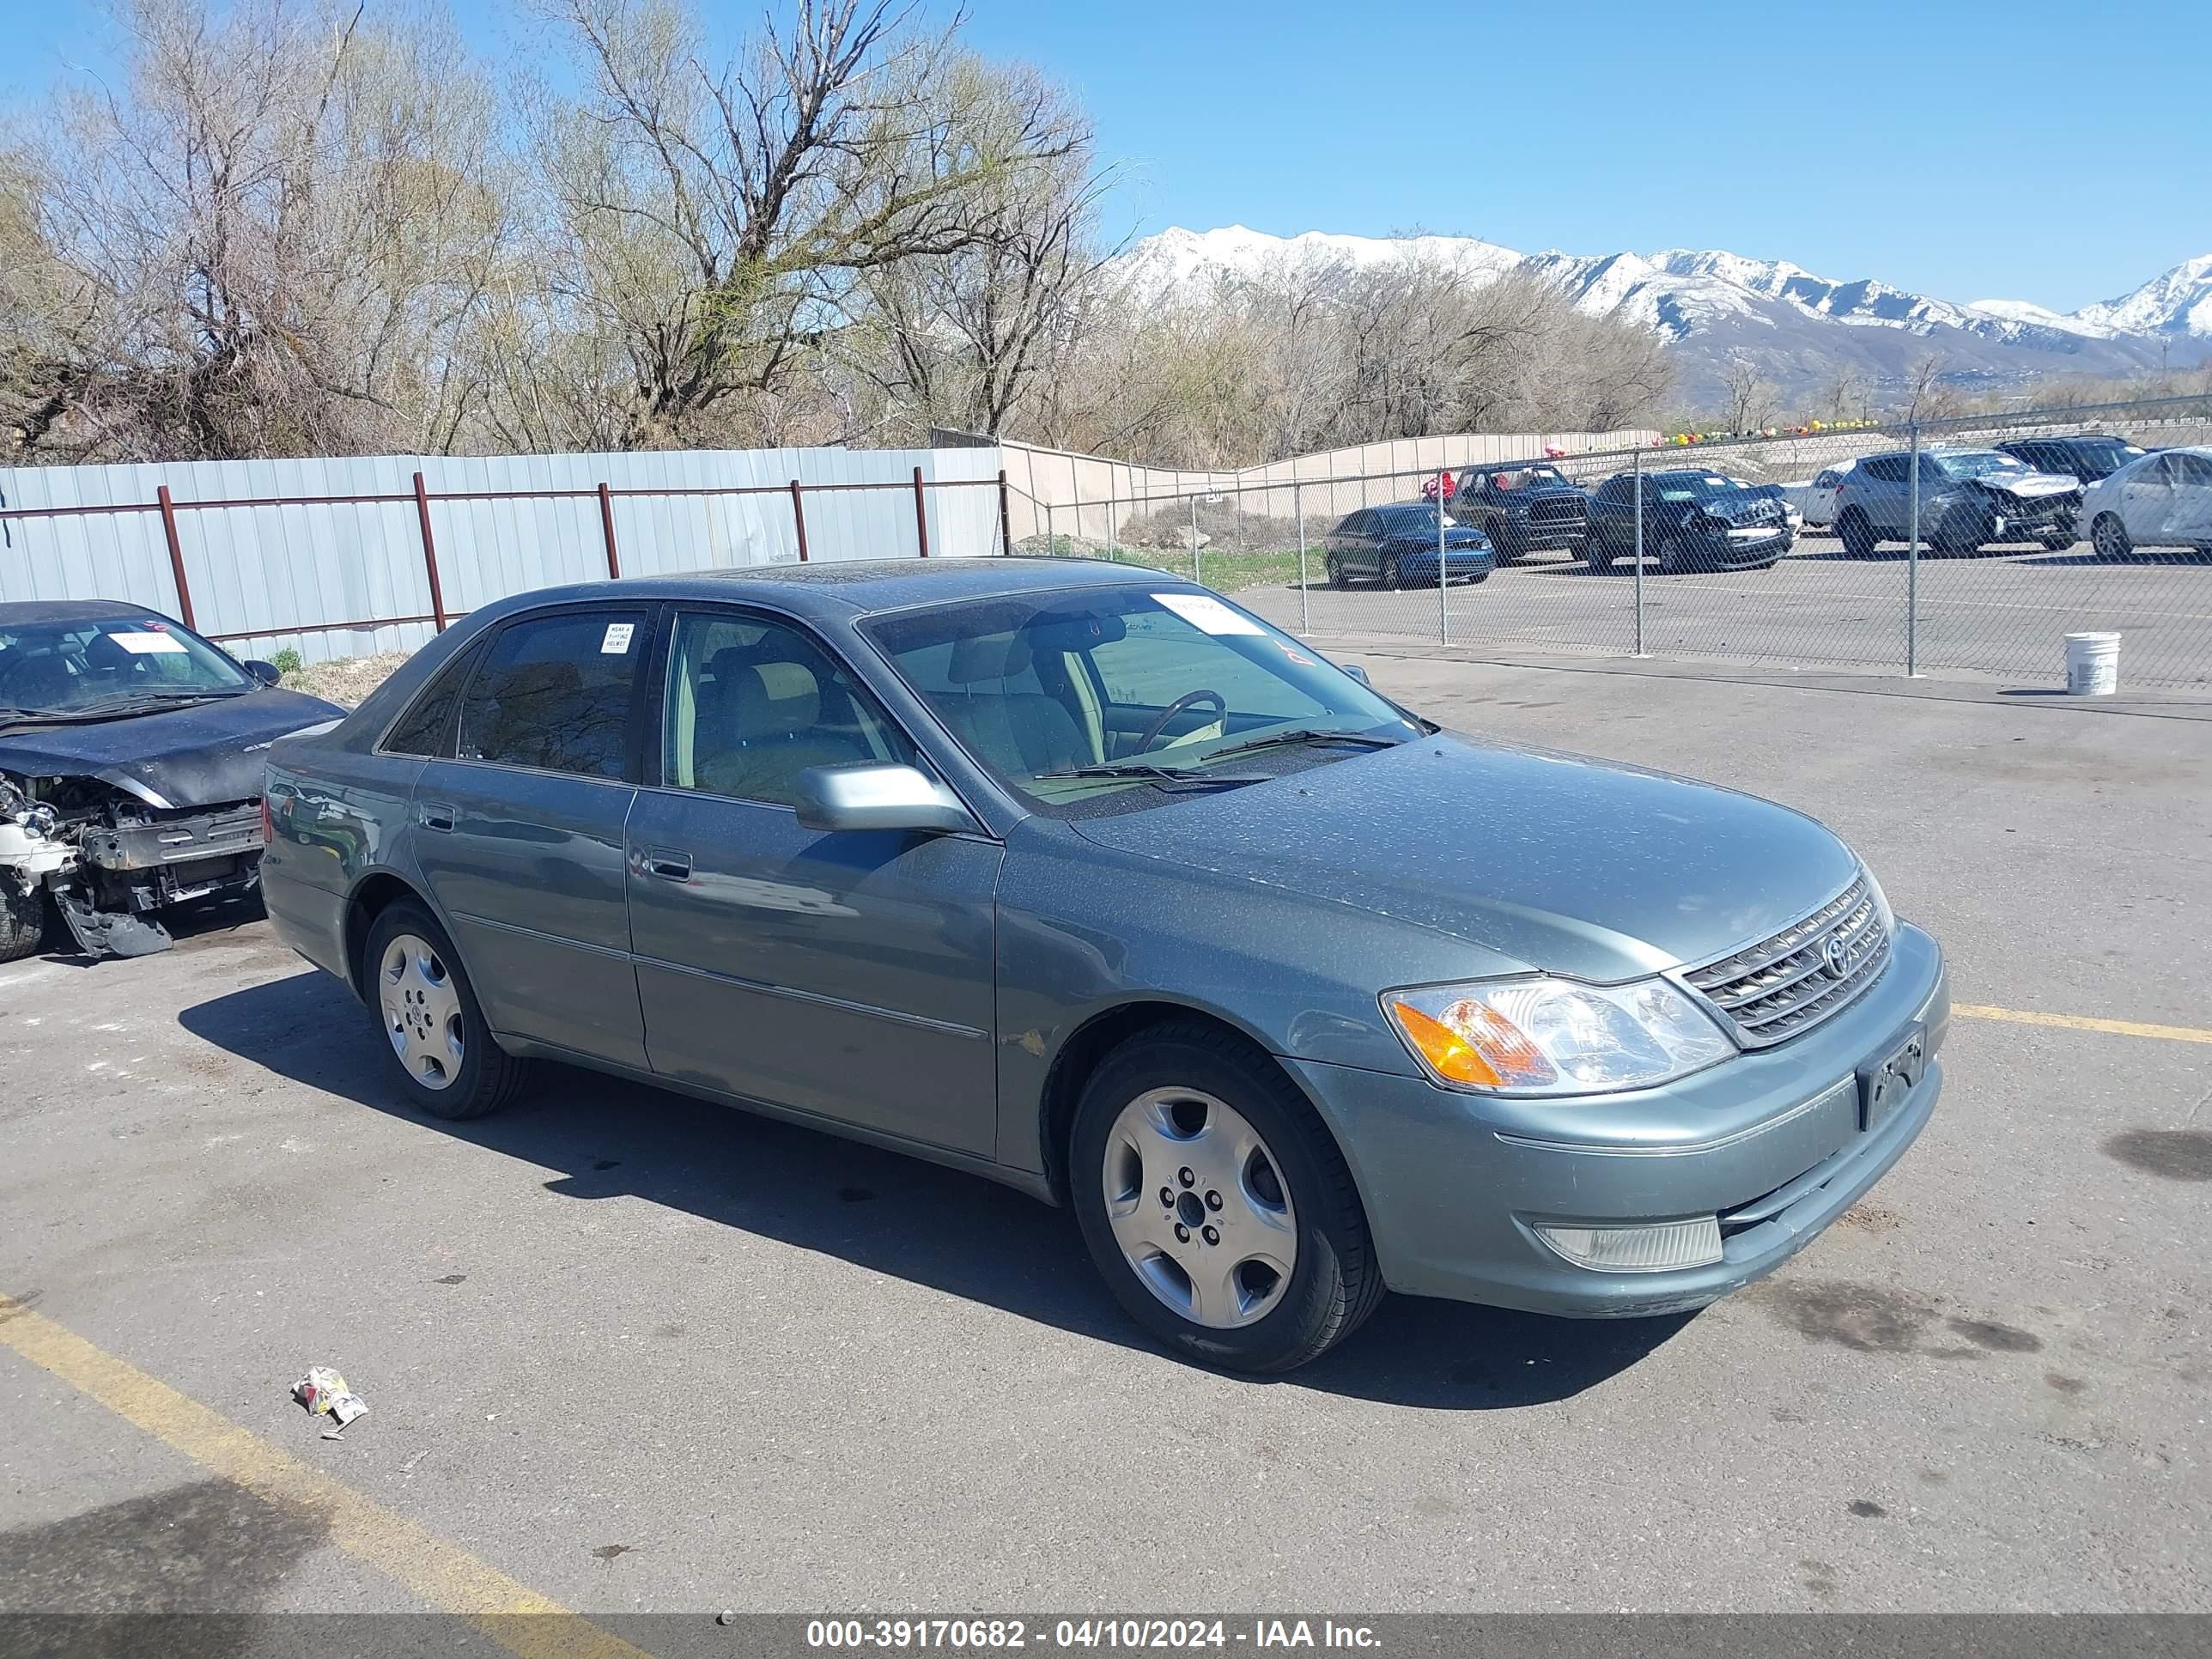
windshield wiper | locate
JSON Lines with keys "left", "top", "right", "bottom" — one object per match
{"left": 1199, "top": 727, "right": 1407, "bottom": 763}
{"left": 1031, "top": 763, "right": 1267, "bottom": 787}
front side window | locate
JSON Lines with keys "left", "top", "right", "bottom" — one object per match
{"left": 2172, "top": 453, "right": 2212, "bottom": 488}
{"left": 661, "top": 611, "right": 917, "bottom": 809}
{"left": 865, "top": 586, "right": 1420, "bottom": 817}
{"left": 0, "top": 613, "right": 250, "bottom": 716}
{"left": 455, "top": 609, "right": 649, "bottom": 779}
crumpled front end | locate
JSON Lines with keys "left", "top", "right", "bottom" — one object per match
{"left": 1, "top": 769, "right": 265, "bottom": 957}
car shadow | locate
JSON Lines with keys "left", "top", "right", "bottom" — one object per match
{"left": 2018, "top": 548, "right": 2211, "bottom": 568}
{"left": 177, "top": 969, "right": 1693, "bottom": 1410}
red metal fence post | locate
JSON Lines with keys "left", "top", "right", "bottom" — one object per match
{"left": 155, "top": 485, "right": 196, "bottom": 629}
{"left": 997, "top": 470, "right": 1012, "bottom": 556}
{"left": 789, "top": 479, "right": 810, "bottom": 562}
{"left": 412, "top": 471, "right": 447, "bottom": 631}
{"left": 912, "top": 466, "right": 931, "bottom": 558}
{"left": 598, "top": 482, "right": 620, "bottom": 579}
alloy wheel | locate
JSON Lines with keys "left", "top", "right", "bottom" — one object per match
{"left": 1100, "top": 1086, "right": 1297, "bottom": 1329}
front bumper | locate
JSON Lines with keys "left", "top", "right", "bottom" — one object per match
{"left": 1501, "top": 517, "right": 1586, "bottom": 550}
{"left": 1287, "top": 922, "right": 1948, "bottom": 1317}
{"left": 1698, "top": 525, "right": 1794, "bottom": 565}
{"left": 1396, "top": 548, "right": 1497, "bottom": 580}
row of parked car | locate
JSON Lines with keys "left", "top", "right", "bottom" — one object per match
{"left": 1319, "top": 434, "right": 2212, "bottom": 588}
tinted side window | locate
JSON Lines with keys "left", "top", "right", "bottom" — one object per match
{"left": 1860, "top": 457, "right": 1905, "bottom": 483}
{"left": 662, "top": 611, "right": 917, "bottom": 809}
{"left": 2173, "top": 453, "right": 2212, "bottom": 488}
{"left": 456, "top": 610, "right": 650, "bottom": 779}
{"left": 381, "top": 642, "right": 482, "bottom": 758}
{"left": 1592, "top": 477, "right": 1627, "bottom": 505}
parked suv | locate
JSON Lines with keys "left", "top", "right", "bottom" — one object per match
{"left": 1996, "top": 434, "right": 2146, "bottom": 488}
{"left": 1583, "top": 470, "right": 1794, "bottom": 573}
{"left": 1830, "top": 447, "right": 2081, "bottom": 557}
{"left": 1449, "top": 463, "right": 1590, "bottom": 563}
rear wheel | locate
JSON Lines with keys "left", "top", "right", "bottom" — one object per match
{"left": 1656, "top": 532, "right": 1695, "bottom": 574}
{"left": 1324, "top": 552, "right": 1347, "bottom": 589}
{"left": 1837, "top": 508, "right": 1879, "bottom": 559}
{"left": 363, "top": 901, "right": 527, "bottom": 1121}
{"left": 0, "top": 886, "right": 47, "bottom": 963}
{"left": 1582, "top": 540, "right": 1616, "bottom": 571}
{"left": 2091, "top": 514, "right": 2132, "bottom": 560}
{"left": 1071, "top": 1023, "right": 1382, "bottom": 1373}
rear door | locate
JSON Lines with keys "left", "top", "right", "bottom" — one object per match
{"left": 624, "top": 606, "right": 1002, "bottom": 1155}
{"left": 1330, "top": 511, "right": 1378, "bottom": 578}
{"left": 2168, "top": 453, "right": 2212, "bottom": 543}
{"left": 411, "top": 604, "right": 654, "bottom": 1070}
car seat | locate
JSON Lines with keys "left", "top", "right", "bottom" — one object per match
{"left": 696, "top": 638, "right": 868, "bottom": 807}
{"left": 932, "top": 631, "right": 1098, "bottom": 778}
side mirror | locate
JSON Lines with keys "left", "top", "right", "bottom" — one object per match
{"left": 794, "top": 763, "right": 974, "bottom": 835}
{"left": 243, "top": 659, "right": 283, "bottom": 686}
{"left": 1340, "top": 662, "right": 1373, "bottom": 688}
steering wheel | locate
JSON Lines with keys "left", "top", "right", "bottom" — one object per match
{"left": 1135, "top": 689, "right": 1226, "bottom": 754}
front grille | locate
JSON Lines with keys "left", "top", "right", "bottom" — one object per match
{"left": 1529, "top": 500, "right": 1584, "bottom": 527}
{"left": 1683, "top": 873, "right": 1891, "bottom": 1048}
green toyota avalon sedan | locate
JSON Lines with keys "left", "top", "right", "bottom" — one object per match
{"left": 261, "top": 558, "right": 1947, "bottom": 1372}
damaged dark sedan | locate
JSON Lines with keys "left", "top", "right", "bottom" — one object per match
{"left": 0, "top": 600, "right": 344, "bottom": 960}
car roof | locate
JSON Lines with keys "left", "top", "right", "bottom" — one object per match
{"left": 468, "top": 556, "right": 1174, "bottom": 627}
{"left": 2000, "top": 433, "right": 2138, "bottom": 445}
{"left": 0, "top": 598, "right": 173, "bottom": 627}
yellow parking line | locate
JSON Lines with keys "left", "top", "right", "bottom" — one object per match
{"left": 0, "top": 1294, "right": 652, "bottom": 1659}
{"left": 1954, "top": 1005, "right": 2212, "bottom": 1045}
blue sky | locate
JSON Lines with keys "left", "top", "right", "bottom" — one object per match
{"left": 7, "top": 0, "right": 2205, "bottom": 311}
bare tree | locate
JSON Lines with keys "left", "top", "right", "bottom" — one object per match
{"left": 1717, "top": 353, "right": 1779, "bottom": 434}
{"left": 515, "top": 0, "right": 1083, "bottom": 448}
{"left": 14, "top": 0, "right": 506, "bottom": 461}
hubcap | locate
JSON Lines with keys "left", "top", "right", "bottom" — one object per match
{"left": 1101, "top": 1088, "right": 1297, "bottom": 1329}
{"left": 380, "top": 933, "right": 464, "bottom": 1091}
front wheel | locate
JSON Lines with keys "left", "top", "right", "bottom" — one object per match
{"left": 1071, "top": 1023, "right": 1383, "bottom": 1373}
{"left": 1583, "top": 542, "right": 1616, "bottom": 571}
{"left": 363, "top": 900, "right": 527, "bottom": 1121}
{"left": 1323, "top": 552, "right": 1347, "bottom": 589}
{"left": 0, "top": 886, "right": 47, "bottom": 963}
{"left": 1379, "top": 554, "right": 1402, "bottom": 590}
{"left": 1837, "top": 508, "right": 1879, "bottom": 559}
{"left": 2091, "top": 514, "right": 2133, "bottom": 559}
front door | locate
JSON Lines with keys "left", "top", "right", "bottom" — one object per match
{"left": 2120, "top": 454, "right": 2177, "bottom": 544}
{"left": 625, "top": 607, "right": 1001, "bottom": 1156}
{"left": 2167, "top": 453, "right": 2212, "bottom": 544}
{"left": 411, "top": 604, "right": 653, "bottom": 1071}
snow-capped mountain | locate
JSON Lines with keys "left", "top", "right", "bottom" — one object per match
{"left": 1111, "top": 227, "right": 2211, "bottom": 406}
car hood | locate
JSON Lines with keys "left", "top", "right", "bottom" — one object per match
{"left": 1960, "top": 469, "right": 2076, "bottom": 500}
{"left": 1070, "top": 734, "right": 1860, "bottom": 981}
{"left": 1684, "top": 493, "right": 1787, "bottom": 526}
{"left": 0, "top": 687, "right": 346, "bottom": 809}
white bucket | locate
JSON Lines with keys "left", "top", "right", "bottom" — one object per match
{"left": 2064, "top": 632, "right": 2120, "bottom": 696}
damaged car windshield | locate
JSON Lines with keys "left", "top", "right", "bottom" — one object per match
{"left": 862, "top": 586, "right": 1420, "bottom": 817}
{"left": 1935, "top": 451, "right": 2031, "bottom": 482}
{"left": 0, "top": 616, "right": 252, "bottom": 717}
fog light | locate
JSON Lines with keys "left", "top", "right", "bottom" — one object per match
{"left": 1531, "top": 1216, "right": 1723, "bottom": 1273}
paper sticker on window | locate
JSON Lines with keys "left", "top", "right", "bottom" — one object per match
{"left": 600, "top": 623, "right": 635, "bottom": 654}
{"left": 111, "top": 630, "right": 186, "bottom": 655}
{"left": 1150, "top": 592, "right": 1262, "bottom": 636}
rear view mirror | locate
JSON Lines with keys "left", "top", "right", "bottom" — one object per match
{"left": 1340, "top": 663, "right": 1373, "bottom": 687}
{"left": 794, "top": 764, "right": 974, "bottom": 835}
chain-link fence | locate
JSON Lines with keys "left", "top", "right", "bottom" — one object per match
{"left": 1012, "top": 393, "right": 2212, "bottom": 690}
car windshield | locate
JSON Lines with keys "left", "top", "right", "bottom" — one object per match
{"left": 0, "top": 614, "right": 251, "bottom": 715}
{"left": 1936, "top": 452, "right": 2028, "bottom": 481}
{"left": 863, "top": 586, "right": 1421, "bottom": 816}
{"left": 2069, "top": 438, "right": 2146, "bottom": 473}
{"left": 1654, "top": 475, "right": 1748, "bottom": 503}
{"left": 1482, "top": 466, "right": 1569, "bottom": 492}
{"left": 1379, "top": 507, "right": 1462, "bottom": 531}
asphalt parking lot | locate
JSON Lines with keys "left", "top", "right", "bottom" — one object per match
{"left": 3, "top": 654, "right": 2209, "bottom": 1626}
{"left": 1235, "top": 535, "right": 2212, "bottom": 690}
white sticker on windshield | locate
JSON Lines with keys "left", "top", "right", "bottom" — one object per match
{"left": 600, "top": 622, "right": 635, "bottom": 654}
{"left": 1151, "top": 592, "right": 1262, "bottom": 636}
{"left": 110, "top": 630, "right": 186, "bottom": 655}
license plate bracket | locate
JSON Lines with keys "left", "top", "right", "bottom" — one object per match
{"left": 1858, "top": 1023, "right": 1927, "bottom": 1133}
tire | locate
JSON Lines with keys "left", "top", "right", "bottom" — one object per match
{"left": 1583, "top": 541, "right": 1616, "bottom": 572}
{"left": 362, "top": 900, "right": 527, "bottom": 1121}
{"left": 1324, "top": 553, "right": 1346, "bottom": 590}
{"left": 0, "top": 886, "right": 47, "bottom": 963}
{"left": 1837, "top": 508, "right": 1879, "bottom": 559}
{"left": 2037, "top": 532, "right": 2075, "bottom": 552}
{"left": 1379, "top": 554, "right": 1401, "bottom": 591}
{"left": 1656, "top": 532, "right": 1694, "bottom": 574}
{"left": 1070, "top": 1021, "right": 1383, "bottom": 1374}
{"left": 2091, "top": 514, "right": 2132, "bottom": 560}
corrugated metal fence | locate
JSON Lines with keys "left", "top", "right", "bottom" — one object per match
{"left": 0, "top": 446, "right": 1011, "bottom": 663}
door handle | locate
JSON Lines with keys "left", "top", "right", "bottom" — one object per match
{"left": 646, "top": 848, "right": 692, "bottom": 882}
{"left": 419, "top": 803, "right": 456, "bottom": 833}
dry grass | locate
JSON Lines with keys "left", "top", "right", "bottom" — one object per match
{"left": 282, "top": 651, "right": 410, "bottom": 708}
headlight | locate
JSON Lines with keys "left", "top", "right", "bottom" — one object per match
{"left": 1383, "top": 975, "right": 1735, "bottom": 1097}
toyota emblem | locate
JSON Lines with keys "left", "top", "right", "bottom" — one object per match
{"left": 1820, "top": 934, "right": 1851, "bottom": 980}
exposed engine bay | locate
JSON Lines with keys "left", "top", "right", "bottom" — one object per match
{"left": 1, "top": 769, "right": 264, "bottom": 957}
